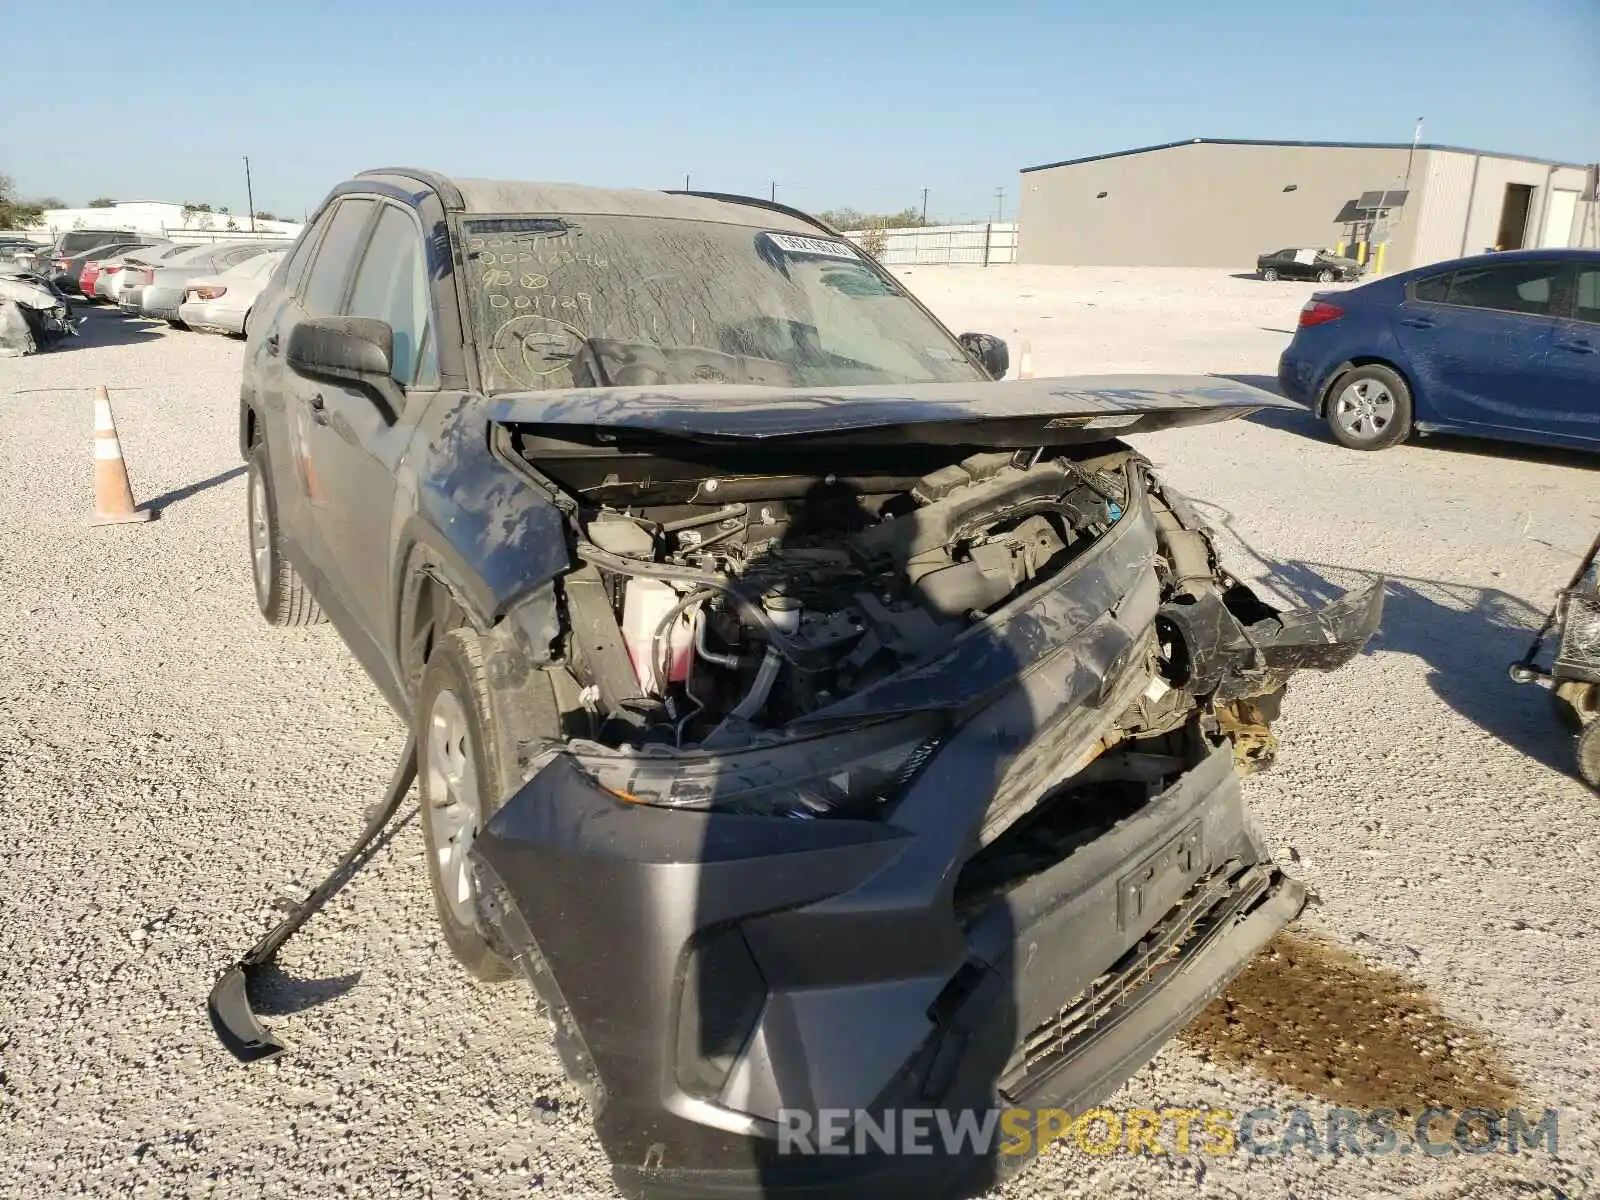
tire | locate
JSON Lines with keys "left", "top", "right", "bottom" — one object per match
{"left": 1317, "top": 268, "right": 1337, "bottom": 283}
{"left": 247, "top": 443, "right": 325, "bottom": 626}
{"left": 1578, "top": 720, "right": 1600, "bottom": 791}
{"left": 1553, "top": 680, "right": 1599, "bottom": 732}
{"left": 1325, "top": 364, "right": 1413, "bottom": 451}
{"left": 1261, "top": 267, "right": 1279, "bottom": 282}
{"left": 416, "top": 627, "right": 560, "bottom": 982}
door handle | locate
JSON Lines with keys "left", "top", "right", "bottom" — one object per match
{"left": 1400, "top": 317, "right": 1436, "bottom": 329}
{"left": 264, "top": 332, "right": 280, "bottom": 356}
{"left": 308, "top": 393, "right": 329, "bottom": 424}
{"left": 1554, "top": 340, "right": 1595, "bottom": 355}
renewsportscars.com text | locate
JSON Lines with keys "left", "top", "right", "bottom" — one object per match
{"left": 776, "top": 1105, "right": 1561, "bottom": 1159}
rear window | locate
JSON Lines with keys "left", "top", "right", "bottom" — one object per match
{"left": 60, "top": 231, "right": 134, "bottom": 257}
{"left": 1412, "top": 273, "right": 1452, "bottom": 303}
{"left": 1444, "top": 262, "right": 1558, "bottom": 316}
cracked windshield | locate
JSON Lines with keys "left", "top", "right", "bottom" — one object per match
{"left": 458, "top": 216, "right": 985, "bottom": 392}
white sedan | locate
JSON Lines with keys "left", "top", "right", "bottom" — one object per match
{"left": 176, "top": 250, "right": 287, "bottom": 336}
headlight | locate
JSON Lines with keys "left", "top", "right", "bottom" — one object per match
{"left": 567, "top": 717, "right": 944, "bottom": 818}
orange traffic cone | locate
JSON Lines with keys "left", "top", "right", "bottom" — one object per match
{"left": 1017, "top": 341, "right": 1034, "bottom": 380}
{"left": 91, "top": 385, "right": 150, "bottom": 526}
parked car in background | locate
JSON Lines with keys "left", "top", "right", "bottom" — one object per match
{"left": 94, "top": 247, "right": 162, "bottom": 301}
{"left": 1257, "top": 247, "right": 1364, "bottom": 283}
{"left": 52, "top": 241, "right": 159, "bottom": 296}
{"left": 105, "top": 241, "right": 198, "bottom": 307}
{"left": 177, "top": 249, "right": 286, "bottom": 335}
{"left": 1278, "top": 247, "right": 1599, "bottom": 452}
{"left": 233, "top": 168, "right": 1382, "bottom": 1200}
{"left": 82, "top": 242, "right": 173, "bottom": 302}
{"left": 126, "top": 241, "right": 284, "bottom": 324}
{"left": 51, "top": 228, "right": 139, "bottom": 260}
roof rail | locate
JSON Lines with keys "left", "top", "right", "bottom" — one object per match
{"left": 355, "top": 168, "right": 465, "bottom": 210}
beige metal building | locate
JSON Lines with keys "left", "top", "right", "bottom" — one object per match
{"left": 1016, "top": 138, "right": 1599, "bottom": 273}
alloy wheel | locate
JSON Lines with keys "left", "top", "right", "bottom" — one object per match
{"left": 1333, "top": 379, "right": 1396, "bottom": 442}
{"left": 424, "top": 688, "right": 485, "bottom": 931}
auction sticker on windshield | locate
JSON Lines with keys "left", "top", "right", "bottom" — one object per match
{"left": 762, "top": 232, "right": 861, "bottom": 260}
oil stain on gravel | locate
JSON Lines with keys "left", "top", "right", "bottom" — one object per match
{"left": 1181, "top": 930, "right": 1519, "bottom": 1115}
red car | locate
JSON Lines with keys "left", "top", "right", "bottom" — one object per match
{"left": 78, "top": 259, "right": 107, "bottom": 299}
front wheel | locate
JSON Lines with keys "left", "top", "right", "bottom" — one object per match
{"left": 1316, "top": 268, "right": 1337, "bottom": 283}
{"left": 415, "top": 628, "right": 520, "bottom": 981}
{"left": 1325, "top": 364, "right": 1413, "bottom": 451}
{"left": 1261, "top": 267, "right": 1279, "bottom": 282}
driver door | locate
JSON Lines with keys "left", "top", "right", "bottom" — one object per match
{"left": 299, "top": 201, "right": 441, "bottom": 686}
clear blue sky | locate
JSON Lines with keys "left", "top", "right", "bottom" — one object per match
{"left": 3, "top": 0, "right": 1595, "bottom": 222}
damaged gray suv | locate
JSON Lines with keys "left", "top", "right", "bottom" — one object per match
{"left": 236, "top": 169, "right": 1381, "bottom": 1200}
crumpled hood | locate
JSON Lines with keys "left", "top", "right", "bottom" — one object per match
{"left": 489, "top": 374, "right": 1294, "bottom": 446}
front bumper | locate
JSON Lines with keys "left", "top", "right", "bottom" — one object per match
{"left": 475, "top": 738, "right": 1300, "bottom": 1200}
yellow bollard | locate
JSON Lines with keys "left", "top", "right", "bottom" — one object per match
{"left": 1373, "top": 243, "right": 1387, "bottom": 275}
{"left": 1335, "top": 241, "right": 1346, "bottom": 257}
{"left": 1356, "top": 242, "right": 1368, "bottom": 264}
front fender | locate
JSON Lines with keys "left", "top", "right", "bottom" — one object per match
{"left": 398, "top": 392, "right": 572, "bottom": 631}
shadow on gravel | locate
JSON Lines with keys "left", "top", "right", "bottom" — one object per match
{"left": 247, "top": 964, "right": 363, "bottom": 1017}
{"left": 1192, "top": 500, "right": 1577, "bottom": 775}
{"left": 1182, "top": 929, "right": 1519, "bottom": 1115}
{"left": 147, "top": 466, "right": 246, "bottom": 515}
{"left": 60, "top": 306, "right": 164, "bottom": 349}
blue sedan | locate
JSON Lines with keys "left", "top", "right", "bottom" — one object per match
{"left": 1277, "top": 247, "right": 1599, "bottom": 452}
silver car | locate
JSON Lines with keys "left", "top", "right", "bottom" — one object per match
{"left": 94, "top": 243, "right": 183, "bottom": 302}
{"left": 123, "top": 241, "right": 286, "bottom": 323}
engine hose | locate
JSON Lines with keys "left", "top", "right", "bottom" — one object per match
{"left": 652, "top": 588, "right": 718, "bottom": 696}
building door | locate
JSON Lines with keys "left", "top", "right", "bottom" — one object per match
{"left": 1541, "top": 188, "right": 1579, "bottom": 248}
{"left": 1494, "top": 184, "right": 1535, "bottom": 250}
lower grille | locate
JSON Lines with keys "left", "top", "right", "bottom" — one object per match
{"left": 1002, "top": 861, "right": 1270, "bottom": 1091}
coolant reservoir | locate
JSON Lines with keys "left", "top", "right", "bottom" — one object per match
{"left": 621, "top": 579, "right": 693, "bottom": 691}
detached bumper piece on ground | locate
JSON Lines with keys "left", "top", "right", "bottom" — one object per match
{"left": 208, "top": 736, "right": 417, "bottom": 1061}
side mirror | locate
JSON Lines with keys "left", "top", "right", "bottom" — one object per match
{"left": 959, "top": 332, "right": 1009, "bottom": 381}
{"left": 286, "top": 316, "right": 400, "bottom": 419}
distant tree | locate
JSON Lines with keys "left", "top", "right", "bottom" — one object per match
{"left": 31, "top": 195, "right": 67, "bottom": 210}
{"left": 252, "top": 210, "right": 281, "bottom": 222}
{"left": 225, "top": 216, "right": 239, "bottom": 231}
{"left": 219, "top": 206, "right": 230, "bottom": 215}
{"left": 0, "top": 175, "right": 44, "bottom": 229}
{"left": 87, "top": 197, "right": 117, "bottom": 208}
{"left": 817, "top": 206, "right": 924, "bottom": 232}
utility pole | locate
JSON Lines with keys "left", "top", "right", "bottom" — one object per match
{"left": 770, "top": 180, "right": 777, "bottom": 202}
{"left": 684, "top": 173, "right": 690, "bottom": 191}
{"left": 1403, "top": 117, "right": 1423, "bottom": 193}
{"left": 994, "top": 186, "right": 1005, "bottom": 223}
{"left": 244, "top": 156, "right": 256, "bottom": 232}
{"left": 921, "top": 188, "right": 929, "bottom": 224}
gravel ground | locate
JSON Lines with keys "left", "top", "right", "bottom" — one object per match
{"left": 2, "top": 270, "right": 1598, "bottom": 1200}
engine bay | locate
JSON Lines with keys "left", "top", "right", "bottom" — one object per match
{"left": 513, "top": 432, "right": 1139, "bottom": 749}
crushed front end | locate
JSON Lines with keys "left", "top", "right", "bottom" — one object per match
{"left": 472, "top": 434, "right": 1382, "bottom": 1200}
